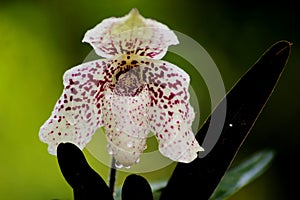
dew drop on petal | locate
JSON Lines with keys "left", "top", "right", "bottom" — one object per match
{"left": 144, "top": 130, "right": 149, "bottom": 135}
{"left": 127, "top": 141, "right": 133, "bottom": 148}
{"left": 135, "top": 158, "right": 140, "bottom": 164}
{"left": 115, "top": 161, "right": 123, "bottom": 169}
{"left": 124, "top": 165, "right": 131, "bottom": 169}
{"left": 106, "top": 144, "right": 114, "bottom": 155}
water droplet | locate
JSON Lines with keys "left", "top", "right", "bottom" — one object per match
{"left": 229, "top": 123, "right": 233, "bottom": 127}
{"left": 135, "top": 158, "right": 140, "bottom": 164}
{"left": 115, "top": 161, "right": 123, "bottom": 169}
{"left": 124, "top": 165, "right": 131, "bottom": 169}
{"left": 127, "top": 141, "right": 133, "bottom": 148}
{"left": 106, "top": 144, "right": 114, "bottom": 155}
{"left": 143, "top": 145, "right": 147, "bottom": 150}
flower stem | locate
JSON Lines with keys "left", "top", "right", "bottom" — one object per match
{"left": 109, "top": 157, "right": 117, "bottom": 194}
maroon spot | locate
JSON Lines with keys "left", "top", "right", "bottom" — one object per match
{"left": 168, "top": 111, "right": 174, "bottom": 116}
{"left": 131, "top": 60, "right": 138, "bottom": 65}
{"left": 74, "top": 98, "right": 82, "bottom": 102}
{"left": 160, "top": 65, "right": 168, "bottom": 71}
{"left": 86, "top": 113, "right": 91, "bottom": 119}
{"left": 65, "top": 107, "right": 71, "bottom": 111}
{"left": 71, "top": 88, "right": 78, "bottom": 95}
{"left": 156, "top": 87, "right": 164, "bottom": 98}
{"left": 121, "top": 60, "right": 126, "bottom": 66}
{"left": 69, "top": 79, "right": 75, "bottom": 85}
{"left": 158, "top": 83, "right": 165, "bottom": 89}
{"left": 90, "top": 90, "right": 97, "bottom": 96}
{"left": 84, "top": 86, "right": 92, "bottom": 92}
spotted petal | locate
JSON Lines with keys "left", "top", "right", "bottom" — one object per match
{"left": 139, "top": 58, "right": 204, "bottom": 162}
{"left": 39, "top": 59, "right": 117, "bottom": 155}
{"left": 102, "top": 86, "right": 150, "bottom": 167}
{"left": 83, "top": 8, "right": 179, "bottom": 60}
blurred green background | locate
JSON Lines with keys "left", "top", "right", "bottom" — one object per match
{"left": 0, "top": 0, "right": 299, "bottom": 199}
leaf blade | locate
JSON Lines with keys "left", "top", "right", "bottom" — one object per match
{"left": 160, "top": 40, "right": 291, "bottom": 200}
{"left": 210, "top": 149, "right": 275, "bottom": 200}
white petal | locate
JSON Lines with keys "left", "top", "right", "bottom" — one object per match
{"left": 39, "top": 115, "right": 95, "bottom": 155}
{"left": 102, "top": 86, "right": 151, "bottom": 167}
{"left": 39, "top": 59, "right": 117, "bottom": 155}
{"left": 157, "top": 114, "right": 204, "bottom": 163}
{"left": 83, "top": 8, "right": 178, "bottom": 59}
{"left": 139, "top": 58, "right": 204, "bottom": 162}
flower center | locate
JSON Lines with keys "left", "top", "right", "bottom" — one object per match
{"left": 114, "top": 54, "right": 144, "bottom": 96}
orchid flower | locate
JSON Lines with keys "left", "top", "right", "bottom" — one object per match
{"left": 39, "top": 8, "right": 204, "bottom": 168}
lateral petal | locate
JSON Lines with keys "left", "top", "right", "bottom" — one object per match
{"left": 39, "top": 59, "right": 117, "bottom": 155}
{"left": 140, "top": 59, "right": 204, "bottom": 162}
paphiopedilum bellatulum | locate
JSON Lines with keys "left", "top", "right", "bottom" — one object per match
{"left": 39, "top": 8, "right": 204, "bottom": 168}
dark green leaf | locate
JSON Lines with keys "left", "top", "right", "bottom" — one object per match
{"left": 122, "top": 174, "right": 153, "bottom": 200}
{"left": 210, "top": 149, "right": 275, "bottom": 200}
{"left": 57, "top": 143, "right": 113, "bottom": 200}
{"left": 160, "top": 40, "right": 291, "bottom": 200}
